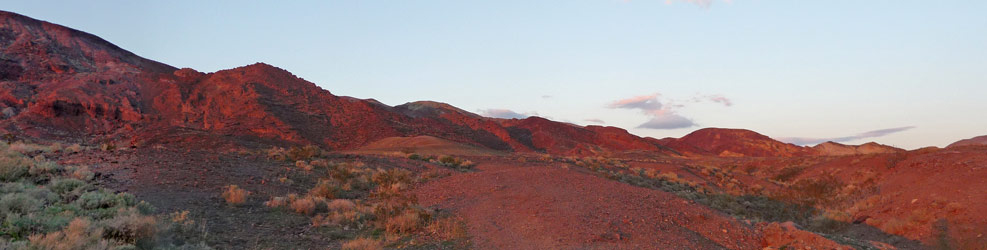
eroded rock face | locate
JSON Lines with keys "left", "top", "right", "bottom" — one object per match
{"left": 0, "top": 11, "right": 174, "bottom": 139}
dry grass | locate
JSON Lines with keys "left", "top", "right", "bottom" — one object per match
{"left": 385, "top": 210, "right": 423, "bottom": 234}
{"left": 171, "top": 210, "right": 193, "bottom": 226}
{"left": 291, "top": 196, "right": 318, "bottom": 215}
{"left": 425, "top": 217, "right": 468, "bottom": 241}
{"left": 28, "top": 218, "right": 110, "bottom": 250}
{"left": 328, "top": 199, "right": 357, "bottom": 211}
{"left": 65, "top": 143, "right": 84, "bottom": 153}
{"left": 309, "top": 179, "right": 340, "bottom": 199}
{"left": 295, "top": 160, "right": 313, "bottom": 171}
{"left": 341, "top": 237, "right": 383, "bottom": 250}
{"left": 264, "top": 196, "right": 289, "bottom": 208}
{"left": 222, "top": 185, "right": 248, "bottom": 205}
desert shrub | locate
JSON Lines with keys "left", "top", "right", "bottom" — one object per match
{"left": 310, "top": 159, "right": 329, "bottom": 169}
{"left": 75, "top": 191, "right": 135, "bottom": 210}
{"left": 65, "top": 143, "right": 84, "bottom": 153}
{"left": 436, "top": 156, "right": 475, "bottom": 170}
{"left": 100, "top": 142, "right": 116, "bottom": 152}
{"left": 48, "top": 143, "right": 63, "bottom": 153}
{"left": 221, "top": 185, "right": 248, "bottom": 205}
{"left": 314, "top": 199, "right": 373, "bottom": 227}
{"left": 425, "top": 217, "right": 468, "bottom": 242}
{"left": 8, "top": 142, "right": 50, "bottom": 154}
{"left": 309, "top": 180, "right": 340, "bottom": 199}
{"left": 266, "top": 147, "right": 288, "bottom": 161}
{"left": 0, "top": 155, "right": 30, "bottom": 181}
{"left": 772, "top": 166, "right": 805, "bottom": 182}
{"left": 342, "top": 237, "right": 383, "bottom": 250}
{"left": 103, "top": 209, "right": 158, "bottom": 245}
{"left": 264, "top": 196, "right": 289, "bottom": 208}
{"left": 778, "top": 175, "right": 845, "bottom": 207}
{"left": 28, "top": 159, "right": 62, "bottom": 177}
{"left": 328, "top": 199, "right": 357, "bottom": 211}
{"left": 0, "top": 142, "right": 208, "bottom": 249}
{"left": 385, "top": 209, "right": 424, "bottom": 234}
{"left": 372, "top": 168, "right": 411, "bottom": 187}
{"left": 66, "top": 165, "right": 95, "bottom": 181}
{"left": 291, "top": 196, "right": 318, "bottom": 215}
{"left": 295, "top": 160, "right": 314, "bottom": 171}
{"left": 0, "top": 193, "right": 43, "bottom": 217}
{"left": 27, "top": 218, "right": 113, "bottom": 250}
{"left": 50, "top": 178, "right": 88, "bottom": 195}
{"left": 288, "top": 145, "right": 321, "bottom": 161}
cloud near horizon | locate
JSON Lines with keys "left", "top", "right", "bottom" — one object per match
{"left": 584, "top": 118, "right": 606, "bottom": 124}
{"left": 608, "top": 92, "right": 733, "bottom": 129}
{"left": 607, "top": 93, "right": 697, "bottom": 129}
{"left": 777, "top": 126, "right": 916, "bottom": 145}
{"left": 478, "top": 109, "right": 536, "bottom": 119}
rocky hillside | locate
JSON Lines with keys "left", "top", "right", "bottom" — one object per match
{"left": 0, "top": 10, "right": 668, "bottom": 156}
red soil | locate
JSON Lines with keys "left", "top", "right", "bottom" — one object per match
{"left": 413, "top": 161, "right": 763, "bottom": 249}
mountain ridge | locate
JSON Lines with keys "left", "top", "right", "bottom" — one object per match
{"left": 0, "top": 10, "right": 670, "bottom": 156}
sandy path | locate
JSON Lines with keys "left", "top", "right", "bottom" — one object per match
{"left": 414, "top": 161, "right": 762, "bottom": 249}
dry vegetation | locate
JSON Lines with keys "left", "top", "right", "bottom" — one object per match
{"left": 221, "top": 185, "right": 248, "bottom": 205}
{"left": 0, "top": 141, "right": 209, "bottom": 249}
{"left": 263, "top": 147, "right": 469, "bottom": 248}
{"left": 408, "top": 154, "right": 475, "bottom": 171}
{"left": 560, "top": 156, "right": 903, "bottom": 248}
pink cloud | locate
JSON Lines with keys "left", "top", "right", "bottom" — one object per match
{"left": 707, "top": 94, "right": 732, "bottom": 106}
{"left": 607, "top": 93, "right": 662, "bottom": 111}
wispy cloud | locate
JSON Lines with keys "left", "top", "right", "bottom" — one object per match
{"left": 777, "top": 126, "right": 916, "bottom": 145}
{"left": 584, "top": 118, "right": 606, "bottom": 124}
{"left": 705, "top": 94, "right": 733, "bottom": 107}
{"left": 541, "top": 95, "right": 553, "bottom": 99}
{"left": 607, "top": 93, "right": 663, "bottom": 112}
{"left": 478, "top": 109, "right": 537, "bottom": 119}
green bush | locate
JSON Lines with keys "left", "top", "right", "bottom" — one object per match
{"left": 0, "top": 156, "right": 29, "bottom": 181}
{"left": 75, "top": 191, "right": 135, "bottom": 210}
{"left": 50, "top": 178, "right": 88, "bottom": 195}
{"left": 28, "top": 159, "right": 62, "bottom": 177}
{"left": 0, "top": 142, "right": 207, "bottom": 248}
{"left": 0, "top": 193, "right": 43, "bottom": 217}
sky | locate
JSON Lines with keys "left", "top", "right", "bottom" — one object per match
{"left": 4, "top": 0, "right": 986, "bottom": 149}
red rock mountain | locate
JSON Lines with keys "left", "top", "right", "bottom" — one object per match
{"left": 659, "top": 128, "right": 812, "bottom": 157}
{"left": 0, "top": 11, "right": 667, "bottom": 155}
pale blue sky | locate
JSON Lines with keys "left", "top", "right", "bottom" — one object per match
{"left": 5, "top": 0, "right": 986, "bottom": 149}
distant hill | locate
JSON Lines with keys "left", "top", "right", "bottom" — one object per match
{"left": 812, "top": 141, "right": 904, "bottom": 155}
{"left": 947, "top": 135, "right": 987, "bottom": 148}
{"left": 658, "top": 128, "right": 811, "bottom": 157}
